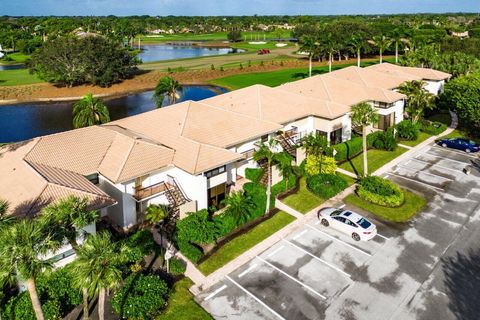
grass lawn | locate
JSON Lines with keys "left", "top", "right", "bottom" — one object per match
{"left": 209, "top": 58, "right": 394, "bottom": 90}
{"left": 138, "top": 31, "right": 292, "bottom": 43}
{"left": 398, "top": 131, "right": 432, "bottom": 147}
{"left": 427, "top": 112, "right": 452, "bottom": 126}
{"left": 0, "top": 52, "right": 31, "bottom": 64}
{"left": 339, "top": 148, "right": 407, "bottom": 177}
{"left": 0, "top": 69, "right": 43, "bottom": 86}
{"left": 283, "top": 174, "right": 356, "bottom": 214}
{"left": 197, "top": 211, "right": 295, "bottom": 275}
{"left": 344, "top": 189, "right": 426, "bottom": 222}
{"left": 158, "top": 278, "right": 212, "bottom": 320}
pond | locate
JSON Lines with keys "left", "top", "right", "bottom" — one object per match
{"left": 138, "top": 44, "right": 244, "bottom": 63}
{"left": 0, "top": 64, "right": 26, "bottom": 71}
{"left": 0, "top": 85, "right": 228, "bottom": 143}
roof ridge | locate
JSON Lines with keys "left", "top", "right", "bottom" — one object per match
{"left": 354, "top": 67, "right": 370, "bottom": 87}
{"left": 114, "top": 136, "right": 136, "bottom": 183}
{"left": 320, "top": 76, "right": 333, "bottom": 102}
{"left": 257, "top": 85, "right": 263, "bottom": 120}
{"left": 179, "top": 101, "right": 192, "bottom": 137}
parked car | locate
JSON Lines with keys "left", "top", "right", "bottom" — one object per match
{"left": 318, "top": 207, "right": 377, "bottom": 241}
{"left": 257, "top": 49, "right": 270, "bottom": 55}
{"left": 436, "top": 138, "right": 480, "bottom": 153}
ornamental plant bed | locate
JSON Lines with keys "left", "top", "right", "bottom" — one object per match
{"left": 357, "top": 176, "right": 404, "bottom": 207}
{"left": 344, "top": 189, "right": 426, "bottom": 222}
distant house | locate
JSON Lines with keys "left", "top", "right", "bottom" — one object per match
{"left": 0, "top": 64, "right": 451, "bottom": 265}
{"left": 0, "top": 45, "right": 4, "bottom": 58}
{"left": 451, "top": 31, "right": 469, "bottom": 38}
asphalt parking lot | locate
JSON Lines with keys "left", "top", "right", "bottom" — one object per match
{"left": 197, "top": 144, "right": 480, "bottom": 320}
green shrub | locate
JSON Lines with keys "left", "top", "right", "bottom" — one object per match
{"left": 243, "top": 182, "right": 267, "bottom": 216}
{"left": 245, "top": 168, "right": 263, "bottom": 183}
{"left": 176, "top": 239, "right": 203, "bottom": 263}
{"left": 213, "top": 211, "right": 238, "bottom": 236}
{"left": 419, "top": 119, "right": 447, "bottom": 135}
{"left": 112, "top": 273, "right": 169, "bottom": 320}
{"left": 120, "top": 229, "right": 157, "bottom": 263}
{"left": 2, "top": 292, "right": 61, "bottom": 320}
{"left": 368, "top": 129, "right": 397, "bottom": 151}
{"left": 270, "top": 175, "right": 297, "bottom": 208}
{"left": 169, "top": 257, "right": 186, "bottom": 275}
{"left": 396, "top": 120, "right": 419, "bottom": 141}
{"left": 306, "top": 174, "right": 348, "bottom": 199}
{"left": 176, "top": 209, "right": 219, "bottom": 245}
{"left": 305, "top": 155, "right": 337, "bottom": 176}
{"left": 357, "top": 176, "right": 404, "bottom": 207}
{"left": 333, "top": 137, "right": 363, "bottom": 161}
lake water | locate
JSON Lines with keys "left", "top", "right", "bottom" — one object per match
{"left": 0, "top": 85, "right": 227, "bottom": 143}
{"left": 0, "top": 64, "right": 26, "bottom": 71}
{"left": 138, "top": 44, "right": 244, "bottom": 63}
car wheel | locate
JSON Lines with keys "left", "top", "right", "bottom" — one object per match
{"left": 352, "top": 232, "right": 360, "bottom": 241}
{"left": 466, "top": 148, "right": 471, "bottom": 153}
{"left": 442, "top": 143, "right": 447, "bottom": 148}
{"left": 321, "top": 219, "right": 329, "bottom": 227}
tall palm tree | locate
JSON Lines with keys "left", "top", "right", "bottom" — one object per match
{"left": 0, "top": 198, "right": 14, "bottom": 228}
{"left": 253, "top": 138, "right": 278, "bottom": 214}
{"left": 390, "top": 28, "right": 406, "bottom": 64}
{"left": 40, "top": 196, "right": 98, "bottom": 252}
{"left": 398, "top": 80, "right": 435, "bottom": 124}
{"left": 321, "top": 32, "right": 337, "bottom": 73}
{"left": 349, "top": 34, "right": 367, "bottom": 67}
{"left": 299, "top": 35, "right": 319, "bottom": 77}
{"left": 72, "top": 232, "right": 123, "bottom": 320}
{"left": 154, "top": 76, "right": 182, "bottom": 107}
{"left": 73, "top": 93, "right": 110, "bottom": 128}
{"left": 274, "top": 151, "right": 299, "bottom": 191}
{"left": 370, "top": 35, "right": 391, "bottom": 64}
{"left": 351, "top": 102, "right": 379, "bottom": 177}
{"left": 221, "top": 191, "right": 255, "bottom": 225}
{"left": 0, "top": 219, "right": 58, "bottom": 320}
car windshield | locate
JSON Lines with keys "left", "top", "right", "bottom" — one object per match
{"left": 357, "top": 217, "right": 371, "bottom": 229}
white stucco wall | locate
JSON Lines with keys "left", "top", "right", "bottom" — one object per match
{"left": 312, "top": 115, "right": 352, "bottom": 142}
{"left": 424, "top": 80, "right": 445, "bottom": 96}
{"left": 376, "top": 99, "right": 404, "bottom": 124}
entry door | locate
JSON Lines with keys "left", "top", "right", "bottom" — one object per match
{"left": 208, "top": 183, "right": 226, "bottom": 210}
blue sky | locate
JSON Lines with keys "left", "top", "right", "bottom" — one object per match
{"left": 2, "top": 0, "right": 479, "bottom": 16}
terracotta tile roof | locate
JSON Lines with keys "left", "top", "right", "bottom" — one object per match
{"left": 366, "top": 63, "right": 451, "bottom": 81}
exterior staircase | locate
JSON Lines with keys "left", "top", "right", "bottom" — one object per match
{"left": 165, "top": 176, "right": 190, "bottom": 217}
{"left": 278, "top": 134, "right": 297, "bottom": 157}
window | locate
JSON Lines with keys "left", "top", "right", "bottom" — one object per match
{"left": 208, "top": 183, "right": 226, "bottom": 209}
{"left": 330, "top": 128, "right": 343, "bottom": 145}
{"left": 261, "top": 134, "right": 268, "bottom": 143}
{"left": 205, "top": 166, "right": 226, "bottom": 178}
{"left": 333, "top": 216, "right": 346, "bottom": 223}
{"left": 375, "top": 113, "right": 394, "bottom": 131}
{"left": 85, "top": 173, "right": 99, "bottom": 185}
{"left": 345, "top": 219, "right": 358, "bottom": 227}
{"left": 357, "top": 218, "right": 372, "bottom": 229}
{"left": 331, "top": 209, "right": 343, "bottom": 216}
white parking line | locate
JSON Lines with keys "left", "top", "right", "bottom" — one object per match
{"left": 339, "top": 204, "right": 346, "bottom": 209}
{"left": 226, "top": 275, "right": 286, "bottom": 320}
{"left": 431, "top": 145, "right": 478, "bottom": 159}
{"left": 397, "top": 165, "right": 454, "bottom": 181}
{"left": 292, "top": 230, "right": 308, "bottom": 241}
{"left": 388, "top": 172, "right": 445, "bottom": 192}
{"left": 306, "top": 224, "right": 372, "bottom": 257}
{"left": 376, "top": 233, "right": 389, "bottom": 241}
{"left": 267, "top": 245, "right": 285, "bottom": 258}
{"left": 238, "top": 263, "right": 258, "bottom": 278}
{"left": 282, "top": 239, "right": 351, "bottom": 279}
{"left": 255, "top": 256, "right": 327, "bottom": 300}
{"left": 204, "top": 284, "right": 228, "bottom": 301}
{"left": 409, "top": 157, "right": 463, "bottom": 173}
{"left": 423, "top": 152, "right": 474, "bottom": 165}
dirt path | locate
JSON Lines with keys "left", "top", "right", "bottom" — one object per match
{"left": 0, "top": 56, "right": 388, "bottom": 104}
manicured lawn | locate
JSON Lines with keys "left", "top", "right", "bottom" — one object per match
{"left": 442, "top": 129, "right": 479, "bottom": 144}
{"left": 339, "top": 148, "right": 408, "bottom": 177}
{"left": 138, "top": 31, "right": 292, "bottom": 43}
{"left": 0, "top": 52, "right": 31, "bottom": 64}
{"left": 344, "top": 189, "right": 426, "bottom": 222}
{"left": 158, "top": 278, "right": 212, "bottom": 320}
{"left": 197, "top": 211, "right": 295, "bottom": 275}
{"left": 0, "top": 69, "right": 43, "bottom": 86}
{"left": 209, "top": 58, "right": 394, "bottom": 90}
{"left": 283, "top": 174, "right": 356, "bottom": 214}
{"left": 398, "top": 131, "right": 432, "bottom": 147}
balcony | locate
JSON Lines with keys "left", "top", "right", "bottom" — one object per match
{"left": 134, "top": 182, "right": 168, "bottom": 201}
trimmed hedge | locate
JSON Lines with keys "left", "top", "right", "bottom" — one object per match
{"left": 357, "top": 176, "right": 404, "bottom": 207}
{"left": 120, "top": 229, "right": 157, "bottom": 264}
{"left": 333, "top": 137, "right": 363, "bottom": 162}
{"left": 306, "top": 174, "right": 348, "bottom": 199}
{"left": 245, "top": 168, "right": 263, "bottom": 183}
{"left": 169, "top": 257, "right": 187, "bottom": 275}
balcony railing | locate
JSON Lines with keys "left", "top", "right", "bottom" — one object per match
{"left": 242, "top": 149, "right": 255, "bottom": 160}
{"left": 134, "top": 182, "right": 168, "bottom": 201}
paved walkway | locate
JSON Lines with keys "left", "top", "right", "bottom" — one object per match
{"left": 275, "top": 198, "right": 303, "bottom": 219}
{"left": 189, "top": 112, "right": 458, "bottom": 295}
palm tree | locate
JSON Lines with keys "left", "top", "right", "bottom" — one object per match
{"left": 0, "top": 198, "right": 14, "bottom": 228}
{"left": 349, "top": 34, "right": 367, "bottom": 67}
{"left": 154, "top": 76, "right": 182, "bottom": 107}
{"left": 398, "top": 80, "right": 435, "bottom": 125}
{"left": 299, "top": 35, "right": 319, "bottom": 77}
{"left": 40, "top": 196, "right": 98, "bottom": 252}
{"left": 351, "top": 102, "right": 379, "bottom": 177}
{"left": 274, "top": 151, "right": 299, "bottom": 191}
{"left": 0, "top": 219, "right": 58, "bottom": 320}
{"left": 302, "top": 133, "right": 331, "bottom": 174}
{"left": 145, "top": 204, "right": 172, "bottom": 226}
{"left": 73, "top": 93, "right": 110, "bottom": 128}
{"left": 321, "top": 32, "right": 337, "bottom": 73}
{"left": 221, "top": 191, "right": 255, "bottom": 225}
{"left": 390, "top": 28, "right": 406, "bottom": 64}
{"left": 72, "top": 232, "right": 123, "bottom": 320}
{"left": 370, "top": 35, "right": 391, "bottom": 64}
{"left": 253, "top": 138, "right": 278, "bottom": 214}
